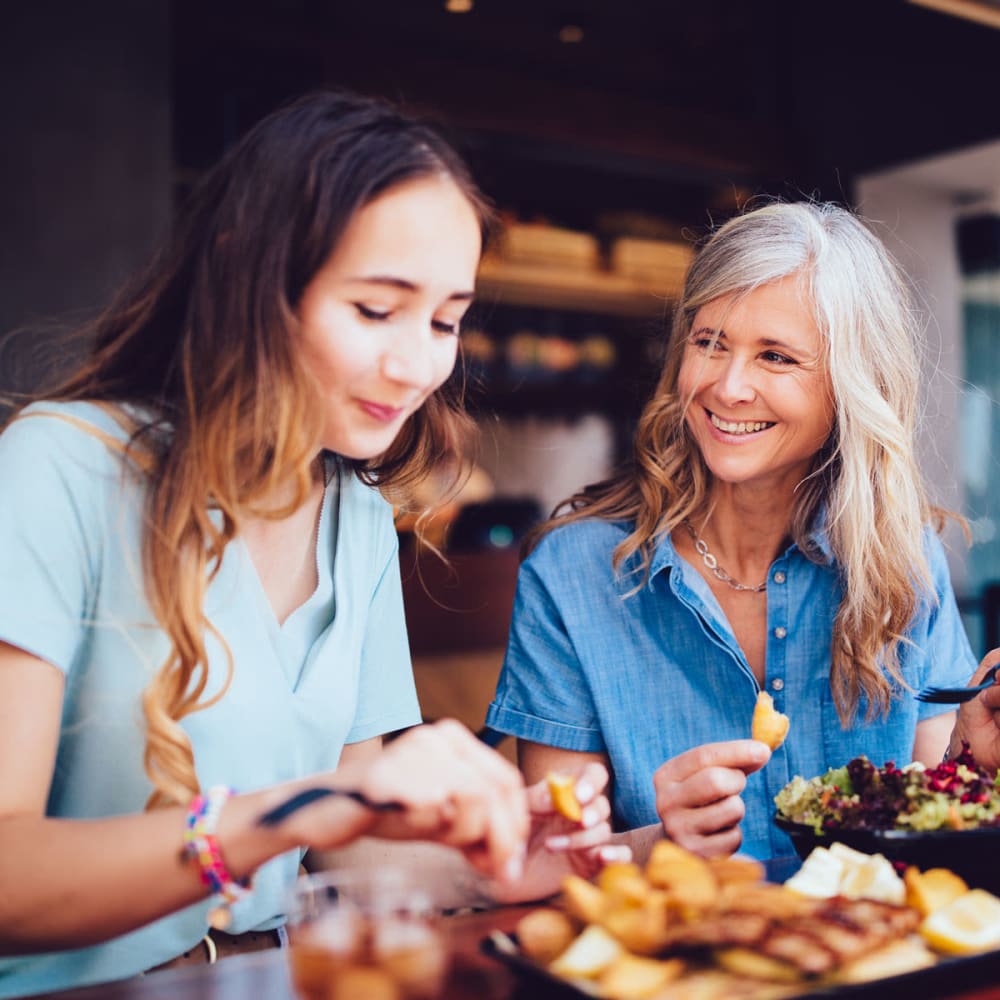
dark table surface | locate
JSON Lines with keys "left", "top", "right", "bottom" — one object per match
{"left": 22, "top": 904, "right": 1000, "bottom": 1000}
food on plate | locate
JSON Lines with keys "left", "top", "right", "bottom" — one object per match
{"left": 903, "top": 866, "right": 969, "bottom": 917}
{"left": 784, "top": 842, "right": 904, "bottom": 903}
{"left": 834, "top": 936, "right": 936, "bottom": 983}
{"left": 549, "top": 924, "right": 623, "bottom": 978}
{"left": 598, "top": 953, "right": 684, "bottom": 999}
{"left": 774, "top": 744, "right": 1000, "bottom": 833}
{"left": 547, "top": 771, "right": 584, "bottom": 822}
{"left": 751, "top": 691, "right": 789, "bottom": 751}
{"left": 919, "top": 889, "right": 1000, "bottom": 955}
{"left": 514, "top": 908, "right": 577, "bottom": 963}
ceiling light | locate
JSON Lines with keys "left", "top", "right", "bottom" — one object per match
{"left": 445, "top": 0, "right": 473, "bottom": 12}
{"left": 558, "top": 24, "right": 584, "bottom": 43}
{"left": 908, "top": 0, "right": 1000, "bottom": 29}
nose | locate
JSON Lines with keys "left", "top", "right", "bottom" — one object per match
{"left": 380, "top": 322, "right": 438, "bottom": 390}
{"left": 714, "top": 355, "right": 757, "bottom": 406}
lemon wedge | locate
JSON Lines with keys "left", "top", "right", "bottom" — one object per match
{"left": 546, "top": 772, "right": 583, "bottom": 822}
{"left": 920, "top": 889, "right": 1000, "bottom": 954}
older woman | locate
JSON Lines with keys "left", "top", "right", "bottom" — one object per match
{"left": 486, "top": 201, "right": 996, "bottom": 869}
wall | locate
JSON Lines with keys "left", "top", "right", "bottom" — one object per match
{"left": 0, "top": 1, "right": 172, "bottom": 401}
{"left": 856, "top": 142, "right": 1000, "bottom": 592}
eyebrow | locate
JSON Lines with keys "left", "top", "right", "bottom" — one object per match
{"left": 347, "top": 275, "right": 476, "bottom": 302}
{"left": 690, "top": 327, "right": 801, "bottom": 352}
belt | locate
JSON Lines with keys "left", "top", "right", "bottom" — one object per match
{"left": 145, "top": 926, "right": 288, "bottom": 974}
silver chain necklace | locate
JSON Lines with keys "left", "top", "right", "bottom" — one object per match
{"left": 683, "top": 521, "right": 767, "bottom": 593}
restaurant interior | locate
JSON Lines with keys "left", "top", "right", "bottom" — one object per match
{"left": 5, "top": 0, "right": 1000, "bottom": 746}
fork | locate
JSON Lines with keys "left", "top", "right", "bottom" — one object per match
{"left": 915, "top": 663, "right": 1000, "bottom": 704}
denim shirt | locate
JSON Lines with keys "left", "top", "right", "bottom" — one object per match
{"left": 486, "top": 518, "right": 974, "bottom": 865}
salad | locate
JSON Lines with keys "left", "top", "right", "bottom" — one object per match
{"left": 775, "top": 744, "right": 1000, "bottom": 834}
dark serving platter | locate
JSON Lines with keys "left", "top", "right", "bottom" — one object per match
{"left": 482, "top": 929, "right": 1000, "bottom": 1000}
{"left": 773, "top": 815, "right": 1000, "bottom": 894}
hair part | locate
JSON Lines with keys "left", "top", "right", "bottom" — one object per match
{"left": 529, "top": 200, "right": 951, "bottom": 724}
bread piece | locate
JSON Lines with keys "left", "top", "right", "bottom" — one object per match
{"left": 751, "top": 691, "right": 790, "bottom": 750}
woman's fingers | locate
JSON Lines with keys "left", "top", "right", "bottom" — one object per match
{"left": 657, "top": 741, "right": 770, "bottom": 783}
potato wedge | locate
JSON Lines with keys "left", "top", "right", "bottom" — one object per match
{"left": 515, "top": 908, "right": 578, "bottom": 964}
{"left": 550, "top": 924, "right": 623, "bottom": 978}
{"left": 561, "top": 874, "right": 609, "bottom": 925}
{"left": 599, "top": 954, "right": 685, "bottom": 999}
{"left": 547, "top": 772, "right": 583, "bottom": 822}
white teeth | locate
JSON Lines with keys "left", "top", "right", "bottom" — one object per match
{"left": 710, "top": 413, "right": 773, "bottom": 434}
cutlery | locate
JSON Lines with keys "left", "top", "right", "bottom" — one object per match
{"left": 915, "top": 663, "right": 1000, "bottom": 704}
{"left": 257, "top": 787, "right": 404, "bottom": 827}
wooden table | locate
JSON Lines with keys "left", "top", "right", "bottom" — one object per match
{"left": 22, "top": 905, "right": 1000, "bottom": 1000}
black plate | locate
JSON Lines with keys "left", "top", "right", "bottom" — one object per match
{"left": 482, "top": 930, "right": 1000, "bottom": 1000}
{"left": 773, "top": 815, "right": 1000, "bottom": 894}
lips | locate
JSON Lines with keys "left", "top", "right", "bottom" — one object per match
{"left": 358, "top": 399, "right": 406, "bottom": 423}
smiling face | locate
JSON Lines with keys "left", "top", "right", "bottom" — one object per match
{"left": 677, "top": 276, "right": 835, "bottom": 495}
{"left": 295, "top": 174, "right": 481, "bottom": 460}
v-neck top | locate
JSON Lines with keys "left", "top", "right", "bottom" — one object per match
{"left": 487, "top": 516, "right": 974, "bottom": 866}
{"left": 0, "top": 402, "right": 420, "bottom": 997}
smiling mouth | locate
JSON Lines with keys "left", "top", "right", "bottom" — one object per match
{"left": 708, "top": 410, "right": 776, "bottom": 435}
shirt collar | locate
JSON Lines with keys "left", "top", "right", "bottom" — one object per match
{"left": 645, "top": 508, "right": 834, "bottom": 583}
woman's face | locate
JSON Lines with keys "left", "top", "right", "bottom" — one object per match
{"left": 677, "top": 276, "right": 835, "bottom": 493}
{"left": 296, "top": 175, "right": 481, "bottom": 460}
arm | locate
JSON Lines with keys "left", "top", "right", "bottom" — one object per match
{"left": 912, "top": 711, "right": 956, "bottom": 765}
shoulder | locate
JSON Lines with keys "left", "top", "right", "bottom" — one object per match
{"left": 340, "top": 468, "right": 398, "bottom": 553}
{"left": 525, "top": 517, "right": 632, "bottom": 576}
{"left": 0, "top": 401, "right": 132, "bottom": 477}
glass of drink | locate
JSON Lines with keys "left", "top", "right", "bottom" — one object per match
{"left": 286, "top": 868, "right": 450, "bottom": 1000}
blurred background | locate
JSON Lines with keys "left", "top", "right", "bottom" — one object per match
{"left": 4, "top": 0, "right": 1000, "bottom": 739}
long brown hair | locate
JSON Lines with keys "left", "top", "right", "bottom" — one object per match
{"left": 7, "top": 91, "right": 488, "bottom": 807}
{"left": 528, "top": 202, "right": 950, "bottom": 725}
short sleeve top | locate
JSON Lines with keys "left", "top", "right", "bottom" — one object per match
{"left": 486, "top": 516, "right": 974, "bottom": 866}
{"left": 0, "top": 401, "right": 421, "bottom": 997}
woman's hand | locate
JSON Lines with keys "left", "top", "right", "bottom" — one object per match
{"left": 289, "top": 720, "right": 530, "bottom": 884}
{"left": 652, "top": 740, "right": 771, "bottom": 858}
{"left": 489, "top": 761, "right": 629, "bottom": 903}
{"left": 951, "top": 650, "right": 1000, "bottom": 772}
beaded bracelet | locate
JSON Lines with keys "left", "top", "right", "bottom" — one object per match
{"left": 182, "top": 785, "right": 252, "bottom": 930}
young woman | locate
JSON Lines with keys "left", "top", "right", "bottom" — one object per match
{"left": 0, "top": 92, "right": 620, "bottom": 996}
{"left": 486, "top": 201, "right": 1000, "bottom": 868}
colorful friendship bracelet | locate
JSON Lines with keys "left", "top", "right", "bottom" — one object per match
{"left": 182, "top": 785, "right": 252, "bottom": 930}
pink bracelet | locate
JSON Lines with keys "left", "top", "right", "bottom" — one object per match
{"left": 182, "top": 785, "right": 252, "bottom": 930}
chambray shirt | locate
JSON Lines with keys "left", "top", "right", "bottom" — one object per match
{"left": 486, "top": 518, "right": 974, "bottom": 866}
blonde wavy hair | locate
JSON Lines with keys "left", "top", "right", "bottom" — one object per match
{"left": 529, "top": 201, "right": 951, "bottom": 725}
{"left": 5, "top": 92, "right": 487, "bottom": 808}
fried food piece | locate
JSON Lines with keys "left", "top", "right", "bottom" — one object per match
{"left": 707, "top": 856, "right": 766, "bottom": 886}
{"left": 751, "top": 691, "right": 789, "bottom": 750}
{"left": 549, "top": 924, "right": 623, "bottom": 978}
{"left": 903, "top": 866, "right": 969, "bottom": 917}
{"left": 599, "top": 954, "right": 685, "bottom": 999}
{"left": 717, "top": 882, "right": 817, "bottom": 920}
{"left": 561, "top": 874, "right": 608, "bottom": 925}
{"left": 547, "top": 772, "right": 583, "bottom": 822}
{"left": 714, "top": 947, "right": 804, "bottom": 984}
{"left": 645, "top": 841, "right": 718, "bottom": 912}
{"left": 515, "top": 908, "right": 578, "bottom": 964}
{"left": 834, "top": 937, "right": 936, "bottom": 984}
{"left": 599, "top": 862, "right": 651, "bottom": 906}
{"left": 601, "top": 894, "right": 672, "bottom": 955}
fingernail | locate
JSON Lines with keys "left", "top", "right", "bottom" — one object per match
{"left": 503, "top": 853, "right": 524, "bottom": 883}
{"left": 546, "top": 835, "right": 570, "bottom": 851}
{"left": 581, "top": 806, "right": 599, "bottom": 828}
{"left": 600, "top": 846, "right": 627, "bottom": 864}
{"left": 575, "top": 780, "right": 595, "bottom": 802}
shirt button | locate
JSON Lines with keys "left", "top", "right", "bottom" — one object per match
{"left": 771, "top": 678, "right": 785, "bottom": 691}
{"left": 773, "top": 571, "right": 786, "bottom": 584}
{"left": 774, "top": 626, "right": 787, "bottom": 639}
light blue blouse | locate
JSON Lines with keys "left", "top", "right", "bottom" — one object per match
{"left": 0, "top": 402, "right": 420, "bottom": 997}
{"left": 487, "top": 517, "right": 974, "bottom": 867}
